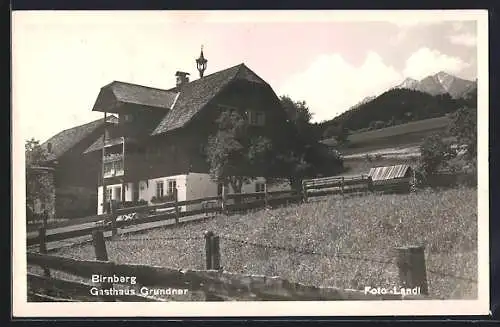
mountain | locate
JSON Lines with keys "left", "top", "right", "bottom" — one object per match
{"left": 394, "top": 71, "right": 476, "bottom": 99}
{"left": 320, "top": 88, "right": 472, "bottom": 137}
{"left": 396, "top": 77, "right": 420, "bottom": 90}
{"left": 352, "top": 95, "right": 376, "bottom": 108}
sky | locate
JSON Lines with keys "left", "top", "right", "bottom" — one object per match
{"left": 12, "top": 10, "right": 482, "bottom": 143}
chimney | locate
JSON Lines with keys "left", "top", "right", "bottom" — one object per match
{"left": 175, "top": 71, "right": 190, "bottom": 87}
{"left": 47, "top": 142, "right": 52, "bottom": 154}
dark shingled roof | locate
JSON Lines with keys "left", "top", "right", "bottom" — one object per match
{"left": 93, "top": 81, "right": 179, "bottom": 112}
{"left": 86, "top": 63, "right": 268, "bottom": 154}
{"left": 41, "top": 116, "right": 118, "bottom": 161}
{"left": 84, "top": 136, "right": 124, "bottom": 154}
{"left": 152, "top": 63, "right": 267, "bottom": 135}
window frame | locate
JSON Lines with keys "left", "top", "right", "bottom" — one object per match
{"left": 167, "top": 179, "right": 177, "bottom": 196}
{"left": 247, "top": 110, "right": 266, "bottom": 126}
{"left": 255, "top": 182, "right": 266, "bottom": 193}
{"left": 156, "top": 181, "right": 164, "bottom": 198}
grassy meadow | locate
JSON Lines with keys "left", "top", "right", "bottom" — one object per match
{"left": 47, "top": 186, "right": 477, "bottom": 300}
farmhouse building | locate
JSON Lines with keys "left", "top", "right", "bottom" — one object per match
{"left": 40, "top": 116, "right": 118, "bottom": 218}
{"left": 85, "top": 50, "right": 291, "bottom": 214}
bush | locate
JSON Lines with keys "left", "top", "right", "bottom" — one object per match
{"left": 150, "top": 194, "right": 175, "bottom": 204}
{"left": 419, "top": 134, "right": 456, "bottom": 178}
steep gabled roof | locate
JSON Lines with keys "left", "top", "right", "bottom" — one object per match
{"left": 92, "top": 81, "right": 179, "bottom": 112}
{"left": 41, "top": 116, "right": 118, "bottom": 161}
{"left": 84, "top": 136, "right": 123, "bottom": 154}
{"left": 87, "top": 63, "right": 270, "bottom": 154}
{"left": 152, "top": 63, "right": 268, "bottom": 135}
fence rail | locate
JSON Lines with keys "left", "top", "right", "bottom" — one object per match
{"left": 27, "top": 189, "right": 303, "bottom": 247}
{"left": 27, "top": 230, "right": 427, "bottom": 302}
{"left": 27, "top": 173, "right": 416, "bottom": 247}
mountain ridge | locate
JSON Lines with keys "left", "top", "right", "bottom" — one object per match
{"left": 393, "top": 71, "right": 476, "bottom": 99}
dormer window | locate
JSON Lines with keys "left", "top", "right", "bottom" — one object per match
{"left": 247, "top": 110, "right": 265, "bottom": 126}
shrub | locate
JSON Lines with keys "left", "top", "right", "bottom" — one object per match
{"left": 419, "top": 133, "right": 456, "bottom": 178}
{"left": 449, "top": 107, "right": 477, "bottom": 162}
{"left": 150, "top": 194, "right": 176, "bottom": 204}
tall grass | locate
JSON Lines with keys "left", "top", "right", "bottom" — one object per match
{"left": 52, "top": 187, "right": 477, "bottom": 299}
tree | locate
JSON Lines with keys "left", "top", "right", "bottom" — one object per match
{"left": 206, "top": 110, "right": 276, "bottom": 194}
{"left": 449, "top": 107, "right": 477, "bottom": 163}
{"left": 279, "top": 95, "right": 318, "bottom": 143}
{"left": 206, "top": 96, "right": 343, "bottom": 195}
{"left": 335, "top": 125, "right": 349, "bottom": 146}
{"left": 279, "top": 96, "right": 343, "bottom": 189}
{"left": 25, "top": 138, "right": 53, "bottom": 220}
{"left": 419, "top": 133, "right": 456, "bottom": 178}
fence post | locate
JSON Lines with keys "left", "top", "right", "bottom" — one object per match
{"left": 302, "top": 180, "right": 308, "bottom": 203}
{"left": 221, "top": 184, "right": 228, "bottom": 215}
{"left": 396, "top": 245, "right": 429, "bottom": 296}
{"left": 211, "top": 235, "right": 221, "bottom": 271}
{"left": 92, "top": 230, "right": 115, "bottom": 302}
{"left": 204, "top": 230, "right": 214, "bottom": 269}
{"left": 174, "top": 188, "right": 180, "bottom": 224}
{"left": 110, "top": 200, "right": 117, "bottom": 237}
{"left": 264, "top": 182, "right": 268, "bottom": 208}
{"left": 204, "top": 231, "right": 223, "bottom": 301}
{"left": 38, "top": 227, "right": 51, "bottom": 278}
{"left": 341, "top": 177, "right": 345, "bottom": 196}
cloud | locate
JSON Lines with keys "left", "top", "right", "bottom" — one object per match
{"left": 277, "top": 51, "right": 402, "bottom": 123}
{"left": 403, "top": 47, "right": 470, "bottom": 80}
{"left": 448, "top": 32, "right": 476, "bottom": 46}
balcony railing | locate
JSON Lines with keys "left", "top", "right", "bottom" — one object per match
{"left": 103, "top": 153, "right": 124, "bottom": 163}
{"left": 103, "top": 159, "right": 124, "bottom": 178}
{"left": 103, "top": 168, "right": 124, "bottom": 178}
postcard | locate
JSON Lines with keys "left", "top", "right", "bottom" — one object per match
{"left": 12, "top": 9, "right": 489, "bottom": 317}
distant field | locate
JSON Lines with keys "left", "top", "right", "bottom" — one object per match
{"left": 323, "top": 116, "right": 451, "bottom": 155}
{"left": 46, "top": 186, "right": 477, "bottom": 300}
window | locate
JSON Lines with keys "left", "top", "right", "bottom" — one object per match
{"left": 114, "top": 160, "right": 123, "bottom": 172}
{"left": 156, "top": 181, "right": 164, "bottom": 198}
{"left": 104, "top": 163, "right": 113, "bottom": 175}
{"left": 218, "top": 104, "right": 238, "bottom": 113}
{"left": 106, "top": 188, "right": 112, "bottom": 201}
{"left": 255, "top": 182, "right": 265, "bottom": 193}
{"left": 248, "top": 111, "right": 266, "bottom": 126}
{"left": 167, "top": 180, "right": 177, "bottom": 196}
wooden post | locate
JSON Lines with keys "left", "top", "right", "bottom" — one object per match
{"left": 110, "top": 200, "right": 117, "bottom": 237}
{"left": 341, "top": 177, "right": 345, "bottom": 196}
{"left": 211, "top": 235, "right": 221, "bottom": 270}
{"left": 302, "top": 180, "right": 308, "bottom": 203}
{"left": 221, "top": 184, "right": 228, "bottom": 215}
{"left": 264, "top": 182, "right": 268, "bottom": 208}
{"left": 38, "top": 227, "right": 51, "bottom": 278}
{"left": 174, "top": 188, "right": 180, "bottom": 224}
{"left": 396, "top": 245, "right": 429, "bottom": 295}
{"left": 204, "top": 230, "right": 214, "bottom": 269}
{"left": 92, "top": 230, "right": 115, "bottom": 301}
{"left": 204, "top": 231, "right": 223, "bottom": 301}
{"left": 102, "top": 111, "right": 107, "bottom": 215}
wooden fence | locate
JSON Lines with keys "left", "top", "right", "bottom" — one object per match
{"left": 27, "top": 173, "right": 414, "bottom": 247}
{"left": 27, "top": 229, "right": 427, "bottom": 302}
{"left": 26, "top": 189, "right": 302, "bottom": 246}
{"left": 302, "top": 175, "right": 373, "bottom": 201}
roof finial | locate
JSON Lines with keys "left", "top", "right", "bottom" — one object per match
{"left": 196, "top": 45, "right": 207, "bottom": 78}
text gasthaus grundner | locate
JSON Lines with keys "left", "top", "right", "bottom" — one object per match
{"left": 90, "top": 274, "right": 189, "bottom": 297}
